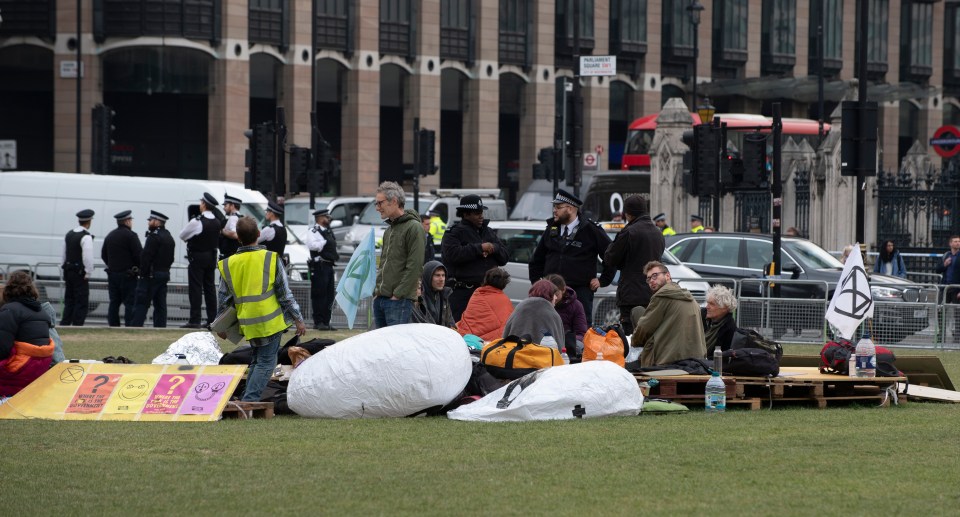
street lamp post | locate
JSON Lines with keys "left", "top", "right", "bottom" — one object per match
{"left": 687, "top": 1, "right": 704, "bottom": 113}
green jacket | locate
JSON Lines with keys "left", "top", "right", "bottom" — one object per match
{"left": 633, "top": 282, "right": 707, "bottom": 367}
{"left": 375, "top": 208, "right": 425, "bottom": 300}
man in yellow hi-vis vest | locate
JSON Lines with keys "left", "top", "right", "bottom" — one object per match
{"left": 428, "top": 209, "right": 446, "bottom": 246}
{"left": 215, "top": 217, "right": 305, "bottom": 402}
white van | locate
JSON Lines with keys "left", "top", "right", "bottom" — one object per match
{"left": 0, "top": 171, "right": 310, "bottom": 282}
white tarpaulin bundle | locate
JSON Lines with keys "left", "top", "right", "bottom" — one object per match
{"left": 447, "top": 361, "right": 643, "bottom": 422}
{"left": 287, "top": 324, "right": 472, "bottom": 418}
{"left": 151, "top": 332, "right": 224, "bottom": 365}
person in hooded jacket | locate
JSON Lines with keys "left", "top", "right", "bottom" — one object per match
{"left": 0, "top": 271, "right": 56, "bottom": 399}
{"left": 631, "top": 261, "right": 706, "bottom": 367}
{"left": 502, "top": 280, "right": 566, "bottom": 350}
{"left": 544, "top": 274, "right": 587, "bottom": 354}
{"left": 411, "top": 261, "right": 455, "bottom": 327}
{"left": 457, "top": 267, "right": 514, "bottom": 341}
{"left": 372, "top": 181, "right": 425, "bottom": 327}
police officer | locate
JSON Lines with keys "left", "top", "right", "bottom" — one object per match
{"left": 441, "top": 194, "right": 508, "bottom": 322}
{"left": 131, "top": 210, "right": 176, "bottom": 328}
{"left": 219, "top": 194, "right": 243, "bottom": 259}
{"left": 258, "top": 201, "right": 287, "bottom": 256}
{"left": 305, "top": 208, "right": 339, "bottom": 330}
{"left": 102, "top": 210, "right": 143, "bottom": 327}
{"left": 529, "top": 189, "right": 615, "bottom": 327}
{"left": 428, "top": 208, "right": 446, "bottom": 246}
{"left": 179, "top": 192, "right": 221, "bottom": 328}
{"left": 690, "top": 214, "right": 705, "bottom": 233}
{"left": 654, "top": 213, "right": 677, "bottom": 236}
{"left": 61, "top": 209, "right": 95, "bottom": 326}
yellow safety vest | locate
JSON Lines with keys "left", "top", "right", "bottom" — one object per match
{"left": 662, "top": 226, "right": 677, "bottom": 236}
{"left": 691, "top": 225, "right": 705, "bottom": 233}
{"left": 429, "top": 216, "right": 446, "bottom": 245}
{"left": 218, "top": 250, "right": 287, "bottom": 339}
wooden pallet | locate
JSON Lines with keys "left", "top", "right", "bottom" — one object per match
{"left": 221, "top": 401, "right": 275, "bottom": 419}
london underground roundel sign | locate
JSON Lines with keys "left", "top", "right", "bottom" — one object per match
{"left": 931, "top": 125, "right": 960, "bottom": 158}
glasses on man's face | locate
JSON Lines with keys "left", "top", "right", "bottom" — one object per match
{"left": 646, "top": 271, "right": 666, "bottom": 282}
{"left": 375, "top": 199, "right": 390, "bottom": 208}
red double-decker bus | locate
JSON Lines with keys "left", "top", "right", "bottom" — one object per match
{"left": 621, "top": 113, "right": 829, "bottom": 170}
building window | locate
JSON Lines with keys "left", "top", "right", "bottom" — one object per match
{"left": 713, "top": 0, "right": 748, "bottom": 68}
{"left": 556, "top": 0, "right": 595, "bottom": 53}
{"left": 316, "top": 0, "right": 349, "bottom": 52}
{"left": 856, "top": 0, "right": 888, "bottom": 77}
{"left": 947, "top": 4, "right": 960, "bottom": 87}
{"left": 610, "top": 0, "right": 647, "bottom": 56}
{"left": 441, "top": 0, "right": 472, "bottom": 63}
{"left": 499, "top": 0, "right": 528, "bottom": 67}
{"left": 95, "top": 0, "right": 220, "bottom": 44}
{"left": 0, "top": 0, "right": 56, "bottom": 40}
{"left": 808, "top": 0, "right": 843, "bottom": 76}
{"left": 249, "top": 0, "right": 286, "bottom": 49}
{"left": 900, "top": 1, "right": 933, "bottom": 81}
{"left": 762, "top": 0, "right": 796, "bottom": 74}
{"left": 380, "top": 0, "right": 413, "bottom": 58}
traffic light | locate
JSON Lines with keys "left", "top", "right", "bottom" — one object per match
{"left": 535, "top": 147, "right": 556, "bottom": 180}
{"left": 741, "top": 132, "right": 768, "bottom": 187}
{"left": 681, "top": 129, "right": 698, "bottom": 195}
{"left": 316, "top": 138, "right": 335, "bottom": 193}
{"left": 254, "top": 122, "right": 276, "bottom": 193}
{"left": 289, "top": 145, "right": 310, "bottom": 194}
{"left": 91, "top": 104, "right": 115, "bottom": 174}
{"left": 841, "top": 100, "right": 878, "bottom": 176}
{"left": 417, "top": 129, "right": 437, "bottom": 176}
{"left": 694, "top": 124, "right": 720, "bottom": 194}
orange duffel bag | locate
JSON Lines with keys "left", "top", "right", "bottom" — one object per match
{"left": 582, "top": 325, "right": 629, "bottom": 367}
{"left": 480, "top": 335, "right": 564, "bottom": 379}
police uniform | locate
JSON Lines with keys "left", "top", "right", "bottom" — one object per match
{"left": 132, "top": 210, "right": 176, "bottom": 327}
{"left": 440, "top": 195, "right": 509, "bottom": 322}
{"left": 101, "top": 210, "right": 143, "bottom": 327}
{"left": 305, "top": 208, "right": 339, "bottom": 330}
{"left": 258, "top": 201, "right": 287, "bottom": 257}
{"left": 428, "top": 210, "right": 447, "bottom": 246}
{"left": 219, "top": 194, "right": 243, "bottom": 259}
{"left": 654, "top": 213, "right": 677, "bottom": 237}
{"left": 61, "top": 209, "right": 95, "bottom": 326}
{"left": 529, "top": 190, "right": 615, "bottom": 326}
{"left": 690, "top": 214, "right": 705, "bottom": 233}
{"left": 179, "top": 193, "right": 221, "bottom": 327}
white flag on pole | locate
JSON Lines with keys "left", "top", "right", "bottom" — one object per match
{"left": 825, "top": 243, "right": 874, "bottom": 339}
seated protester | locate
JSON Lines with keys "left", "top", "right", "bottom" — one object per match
{"left": 457, "top": 267, "right": 514, "bottom": 341}
{"left": 702, "top": 284, "right": 738, "bottom": 357}
{"left": 0, "top": 271, "right": 57, "bottom": 399}
{"left": 631, "top": 261, "right": 706, "bottom": 367}
{"left": 411, "top": 261, "right": 455, "bottom": 327}
{"left": 544, "top": 273, "right": 587, "bottom": 354}
{"left": 502, "top": 279, "right": 566, "bottom": 351}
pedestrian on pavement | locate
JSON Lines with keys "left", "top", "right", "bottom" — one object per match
{"left": 102, "top": 210, "right": 143, "bottom": 327}
{"left": 179, "top": 192, "right": 221, "bottom": 328}
{"left": 440, "top": 194, "right": 509, "bottom": 321}
{"left": 690, "top": 214, "right": 705, "bottom": 233}
{"left": 131, "top": 210, "right": 175, "bottom": 327}
{"left": 603, "top": 195, "right": 665, "bottom": 335}
{"left": 219, "top": 194, "right": 243, "bottom": 259}
{"left": 305, "top": 208, "right": 339, "bottom": 331}
{"left": 215, "top": 217, "right": 305, "bottom": 402}
{"left": 529, "top": 189, "right": 614, "bottom": 327}
{"left": 60, "top": 209, "right": 95, "bottom": 326}
{"left": 420, "top": 213, "right": 436, "bottom": 264}
{"left": 873, "top": 239, "right": 907, "bottom": 278}
{"left": 258, "top": 201, "right": 287, "bottom": 256}
{"left": 372, "top": 181, "right": 424, "bottom": 328}
{"left": 653, "top": 213, "right": 676, "bottom": 236}
{"left": 937, "top": 235, "right": 960, "bottom": 336}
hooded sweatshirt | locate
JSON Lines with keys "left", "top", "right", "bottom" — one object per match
{"left": 555, "top": 286, "right": 588, "bottom": 342}
{"left": 632, "top": 282, "right": 706, "bottom": 367}
{"left": 375, "top": 208, "right": 426, "bottom": 300}
{"left": 412, "top": 261, "right": 455, "bottom": 327}
{"left": 502, "top": 297, "right": 566, "bottom": 351}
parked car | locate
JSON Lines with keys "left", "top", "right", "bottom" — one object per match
{"left": 489, "top": 221, "right": 709, "bottom": 326}
{"left": 664, "top": 232, "right": 936, "bottom": 341}
{"left": 284, "top": 196, "right": 372, "bottom": 254}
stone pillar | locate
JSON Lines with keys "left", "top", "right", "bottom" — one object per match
{"left": 781, "top": 138, "right": 817, "bottom": 232}
{"left": 518, "top": 0, "right": 556, "bottom": 195}
{"left": 745, "top": 0, "right": 762, "bottom": 78}
{"left": 281, "top": 0, "right": 315, "bottom": 160}
{"left": 462, "top": 0, "right": 500, "bottom": 188}
{"left": 341, "top": 0, "right": 381, "bottom": 195}
{"left": 208, "top": 1, "right": 250, "bottom": 182}
{"left": 649, "top": 98, "right": 695, "bottom": 226}
{"left": 53, "top": 3, "right": 101, "bottom": 173}
{"left": 816, "top": 109, "right": 858, "bottom": 251}
{"left": 409, "top": 0, "right": 442, "bottom": 193}
{"left": 637, "top": 0, "right": 663, "bottom": 116}
{"left": 926, "top": 2, "right": 946, "bottom": 162}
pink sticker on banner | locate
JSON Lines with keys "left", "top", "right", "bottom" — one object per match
{"left": 178, "top": 375, "right": 234, "bottom": 415}
{"left": 142, "top": 374, "right": 196, "bottom": 414}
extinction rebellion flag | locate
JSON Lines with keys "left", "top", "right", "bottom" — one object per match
{"left": 335, "top": 229, "right": 377, "bottom": 329}
{"left": 825, "top": 243, "right": 874, "bottom": 339}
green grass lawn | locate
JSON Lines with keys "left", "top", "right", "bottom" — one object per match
{"left": 3, "top": 329, "right": 960, "bottom": 515}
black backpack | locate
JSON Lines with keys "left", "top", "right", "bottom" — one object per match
{"left": 731, "top": 328, "right": 783, "bottom": 360}
{"left": 721, "top": 348, "right": 780, "bottom": 377}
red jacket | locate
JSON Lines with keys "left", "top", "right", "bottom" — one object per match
{"left": 456, "top": 286, "right": 514, "bottom": 342}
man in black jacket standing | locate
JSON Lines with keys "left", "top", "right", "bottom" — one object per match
{"left": 441, "top": 194, "right": 509, "bottom": 321}
{"left": 529, "top": 189, "right": 614, "bottom": 327}
{"left": 305, "top": 208, "right": 339, "bottom": 330}
{"left": 102, "top": 210, "right": 143, "bottom": 327}
{"left": 131, "top": 210, "right": 176, "bottom": 327}
{"left": 179, "top": 193, "right": 221, "bottom": 328}
{"left": 604, "top": 195, "right": 664, "bottom": 335}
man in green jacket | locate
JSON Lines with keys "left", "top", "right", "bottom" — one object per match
{"left": 632, "top": 261, "right": 706, "bottom": 367}
{"left": 373, "top": 181, "right": 425, "bottom": 327}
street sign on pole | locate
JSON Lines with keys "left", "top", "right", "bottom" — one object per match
{"left": 931, "top": 125, "right": 960, "bottom": 158}
{"left": 579, "top": 56, "right": 617, "bottom": 77}
{"left": 583, "top": 152, "right": 598, "bottom": 171}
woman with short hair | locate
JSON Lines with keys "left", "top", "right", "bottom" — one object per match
{"left": 502, "top": 279, "right": 566, "bottom": 350}
{"left": 702, "top": 284, "right": 738, "bottom": 357}
{"left": 0, "top": 271, "right": 56, "bottom": 399}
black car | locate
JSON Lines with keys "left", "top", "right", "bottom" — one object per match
{"left": 665, "top": 232, "right": 936, "bottom": 342}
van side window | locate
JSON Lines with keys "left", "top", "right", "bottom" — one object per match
{"left": 330, "top": 205, "right": 347, "bottom": 223}
{"left": 187, "top": 204, "right": 200, "bottom": 220}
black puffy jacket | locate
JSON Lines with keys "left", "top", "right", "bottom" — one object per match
{"left": 0, "top": 297, "right": 51, "bottom": 359}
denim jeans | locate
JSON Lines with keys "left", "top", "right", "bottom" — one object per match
{"left": 373, "top": 296, "right": 413, "bottom": 328}
{"left": 241, "top": 331, "right": 282, "bottom": 402}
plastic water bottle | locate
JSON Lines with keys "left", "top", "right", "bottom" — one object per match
{"left": 541, "top": 331, "right": 557, "bottom": 351}
{"left": 175, "top": 353, "right": 188, "bottom": 365}
{"left": 560, "top": 348, "right": 570, "bottom": 365}
{"left": 595, "top": 350, "right": 604, "bottom": 361}
{"left": 705, "top": 371, "right": 726, "bottom": 413}
{"left": 713, "top": 347, "right": 723, "bottom": 376}
{"left": 855, "top": 337, "right": 877, "bottom": 378}
{"left": 847, "top": 352, "right": 857, "bottom": 377}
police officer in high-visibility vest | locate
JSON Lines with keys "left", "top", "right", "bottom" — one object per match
{"left": 428, "top": 209, "right": 446, "bottom": 246}
{"left": 690, "top": 214, "right": 705, "bottom": 233}
{"left": 653, "top": 213, "right": 676, "bottom": 237}
{"left": 305, "top": 208, "right": 339, "bottom": 331}
{"left": 216, "top": 217, "right": 305, "bottom": 402}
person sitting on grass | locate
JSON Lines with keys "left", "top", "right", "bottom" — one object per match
{"left": 701, "top": 284, "right": 738, "bottom": 358}
{"left": 502, "top": 279, "right": 566, "bottom": 350}
{"left": 631, "top": 261, "right": 706, "bottom": 367}
{"left": 544, "top": 273, "right": 587, "bottom": 355}
{"left": 0, "top": 271, "right": 56, "bottom": 400}
{"left": 411, "top": 261, "right": 455, "bottom": 327}
{"left": 457, "top": 267, "right": 514, "bottom": 341}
